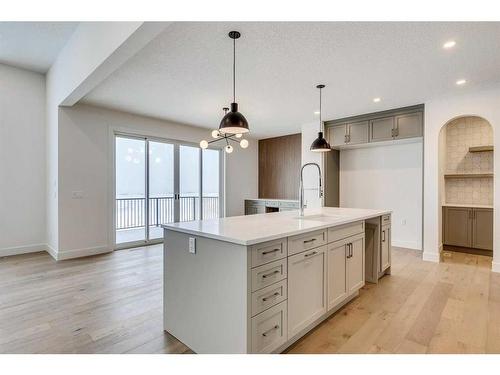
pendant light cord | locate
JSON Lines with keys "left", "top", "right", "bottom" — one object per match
{"left": 319, "top": 86, "right": 322, "bottom": 132}
{"left": 233, "top": 37, "right": 236, "bottom": 103}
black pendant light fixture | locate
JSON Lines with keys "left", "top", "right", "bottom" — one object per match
{"left": 218, "top": 31, "right": 249, "bottom": 135}
{"left": 200, "top": 107, "right": 249, "bottom": 153}
{"left": 310, "top": 84, "right": 331, "bottom": 152}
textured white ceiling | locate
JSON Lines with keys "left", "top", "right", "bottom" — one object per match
{"left": 0, "top": 22, "right": 77, "bottom": 73}
{"left": 83, "top": 22, "right": 500, "bottom": 138}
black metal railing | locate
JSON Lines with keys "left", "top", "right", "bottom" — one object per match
{"left": 116, "top": 196, "right": 219, "bottom": 230}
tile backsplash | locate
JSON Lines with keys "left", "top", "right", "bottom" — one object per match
{"left": 445, "top": 116, "right": 493, "bottom": 206}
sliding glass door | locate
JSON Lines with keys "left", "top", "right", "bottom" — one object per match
{"left": 115, "top": 134, "right": 223, "bottom": 248}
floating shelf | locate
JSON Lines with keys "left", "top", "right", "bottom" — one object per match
{"left": 469, "top": 145, "right": 493, "bottom": 152}
{"left": 444, "top": 173, "right": 493, "bottom": 179}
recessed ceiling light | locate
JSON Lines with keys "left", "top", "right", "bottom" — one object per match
{"left": 456, "top": 79, "right": 466, "bottom": 86}
{"left": 443, "top": 40, "right": 456, "bottom": 49}
{"left": 373, "top": 97, "right": 381, "bottom": 103}
{"left": 314, "top": 111, "right": 320, "bottom": 115}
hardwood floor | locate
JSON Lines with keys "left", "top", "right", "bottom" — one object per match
{"left": 0, "top": 245, "right": 498, "bottom": 354}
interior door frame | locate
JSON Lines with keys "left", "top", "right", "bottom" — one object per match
{"left": 111, "top": 130, "right": 225, "bottom": 250}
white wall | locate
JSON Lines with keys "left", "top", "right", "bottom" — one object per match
{"left": 56, "top": 103, "right": 257, "bottom": 258}
{"left": 339, "top": 141, "right": 423, "bottom": 250}
{"left": 0, "top": 64, "right": 46, "bottom": 256}
{"left": 423, "top": 87, "right": 500, "bottom": 272}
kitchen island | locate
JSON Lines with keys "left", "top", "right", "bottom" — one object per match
{"left": 162, "top": 207, "right": 392, "bottom": 353}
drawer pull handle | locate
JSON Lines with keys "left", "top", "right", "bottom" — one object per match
{"left": 262, "top": 248, "right": 280, "bottom": 255}
{"left": 382, "top": 230, "right": 386, "bottom": 242}
{"left": 262, "top": 292, "right": 280, "bottom": 302}
{"left": 262, "top": 325, "right": 280, "bottom": 337}
{"left": 304, "top": 251, "right": 318, "bottom": 258}
{"left": 303, "top": 238, "right": 316, "bottom": 244}
{"left": 262, "top": 270, "right": 280, "bottom": 279}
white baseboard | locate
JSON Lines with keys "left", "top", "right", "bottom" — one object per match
{"left": 0, "top": 243, "right": 47, "bottom": 257}
{"left": 46, "top": 244, "right": 58, "bottom": 260}
{"left": 422, "top": 251, "right": 440, "bottom": 263}
{"left": 492, "top": 261, "right": 500, "bottom": 274}
{"left": 392, "top": 240, "right": 422, "bottom": 250}
{"left": 56, "top": 245, "right": 111, "bottom": 260}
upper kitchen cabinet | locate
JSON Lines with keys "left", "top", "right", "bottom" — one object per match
{"left": 325, "top": 104, "right": 423, "bottom": 149}
{"left": 328, "top": 121, "right": 369, "bottom": 147}
{"left": 394, "top": 112, "right": 423, "bottom": 139}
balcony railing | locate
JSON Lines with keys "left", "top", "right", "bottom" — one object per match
{"left": 116, "top": 196, "right": 219, "bottom": 230}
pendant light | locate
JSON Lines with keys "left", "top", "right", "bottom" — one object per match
{"left": 310, "top": 84, "right": 331, "bottom": 152}
{"left": 218, "top": 31, "right": 249, "bottom": 134}
{"left": 200, "top": 107, "right": 249, "bottom": 153}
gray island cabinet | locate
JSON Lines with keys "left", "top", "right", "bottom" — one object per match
{"left": 162, "top": 207, "right": 391, "bottom": 353}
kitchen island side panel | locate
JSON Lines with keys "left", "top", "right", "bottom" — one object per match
{"left": 163, "top": 229, "right": 249, "bottom": 353}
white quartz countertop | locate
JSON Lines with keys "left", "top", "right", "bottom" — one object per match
{"left": 246, "top": 198, "right": 298, "bottom": 202}
{"left": 162, "top": 207, "right": 392, "bottom": 245}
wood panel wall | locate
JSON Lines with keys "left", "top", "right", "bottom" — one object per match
{"left": 258, "top": 133, "right": 301, "bottom": 200}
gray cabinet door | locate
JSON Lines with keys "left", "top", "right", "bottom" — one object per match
{"left": 370, "top": 117, "right": 394, "bottom": 142}
{"left": 472, "top": 208, "right": 493, "bottom": 250}
{"left": 394, "top": 112, "right": 422, "bottom": 139}
{"left": 327, "top": 241, "right": 347, "bottom": 310}
{"left": 328, "top": 124, "right": 347, "bottom": 147}
{"left": 287, "top": 246, "right": 327, "bottom": 338}
{"left": 346, "top": 121, "right": 369, "bottom": 145}
{"left": 347, "top": 235, "right": 364, "bottom": 293}
{"left": 443, "top": 207, "right": 472, "bottom": 247}
{"left": 380, "top": 224, "right": 391, "bottom": 272}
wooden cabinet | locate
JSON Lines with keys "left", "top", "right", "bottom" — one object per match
{"left": 370, "top": 116, "right": 394, "bottom": 142}
{"left": 326, "top": 105, "right": 424, "bottom": 148}
{"left": 287, "top": 246, "right": 327, "bottom": 338}
{"left": 347, "top": 234, "right": 365, "bottom": 293}
{"left": 394, "top": 112, "right": 422, "bottom": 139}
{"left": 327, "top": 232, "right": 365, "bottom": 311}
{"left": 443, "top": 206, "right": 493, "bottom": 251}
{"left": 347, "top": 121, "right": 369, "bottom": 145}
{"left": 245, "top": 199, "right": 298, "bottom": 215}
{"left": 329, "top": 124, "right": 347, "bottom": 147}
{"left": 380, "top": 224, "right": 391, "bottom": 271}
{"left": 327, "top": 241, "right": 347, "bottom": 310}
{"left": 472, "top": 208, "right": 493, "bottom": 250}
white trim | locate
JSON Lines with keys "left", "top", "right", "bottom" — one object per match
{"left": 57, "top": 245, "right": 111, "bottom": 261}
{"left": 492, "top": 261, "right": 500, "bottom": 273}
{"left": 392, "top": 240, "right": 422, "bottom": 250}
{"left": 422, "top": 251, "right": 440, "bottom": 263}
{"left": 46, "top": 244, "right": 58, "bottom": 260}
{"left": 0, "top": 243, "right": 47, "bottom": 257}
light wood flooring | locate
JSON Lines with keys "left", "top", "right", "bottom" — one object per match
{"left": 0, "top": 245, "right": 498, "bottom": 354}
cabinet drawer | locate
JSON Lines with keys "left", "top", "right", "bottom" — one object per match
{"left": 251, "top": 258, "right": 287, "bottom": 292}
{"left": 250, "top": 239, "right": 287, "bottom": 268}
{"left": 328, "top": 221, "right": 364, "bottom": 243}
{"left": 382, "top": 214, "right": 391, "bottom": 225}
{"left": 288, "top": 229, "right": 327, "bottom": 256}
{"left": 251, "top": 301, "right": 287, "bottom": 353}
{"left": 251, "top": 279, "right": 287, "bottom": 316}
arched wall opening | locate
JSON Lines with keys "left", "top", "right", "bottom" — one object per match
{"left": 437, "top": 115, "right": 494, "bottom": 257}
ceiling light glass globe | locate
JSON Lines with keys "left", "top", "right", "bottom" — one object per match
{"left": 211, "top": 130, "right": 220, "bottom": 138}
{"left": 199, "top": 140, "right": 208, "bottom": 149}
{"left": 225, "top": 145, "right": 234, "bottom": 153}
{"left": 235, "top": 133, "right": 243, "bottom": 138}
{"left": 240, "top": 139, "right": 249, "bottom": 148}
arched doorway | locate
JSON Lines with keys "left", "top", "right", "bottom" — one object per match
{"left": 438, "top": 116, "right": 494, "bottom": 257}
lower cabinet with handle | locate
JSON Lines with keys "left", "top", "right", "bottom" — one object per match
{"left": 443, "top": 206, "right": 493, "bottom": 251}
{"left": 327, "top": 232, "right": 365, "bottom": 310}
{"left": 287, "top": 246, "right": 327, "bottom": 338}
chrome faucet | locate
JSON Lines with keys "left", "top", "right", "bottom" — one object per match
{"left": 299, "top": 163, "right": 323, "bottom": 216}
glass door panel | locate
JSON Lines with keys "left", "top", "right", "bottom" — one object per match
{"left": 202, "top": 149, "right": 221, "bottom": 219}
{"left": 115, "top": 136, "right": 146, "bottom": 244}
{"left": 179, "top": 145, "right": 200, "bottom": 222}
{"left": 148, "top": 141, "right": 175, "bottom": 240}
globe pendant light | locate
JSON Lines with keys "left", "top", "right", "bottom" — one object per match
{"left": 219, "top": 31, "right": 249, "bottom": 135}
{"left": 310, "top": 84, "right": 331, "bottom": 152}
{"left": 200, "top": 107, "right": 250, "bottom": 153}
